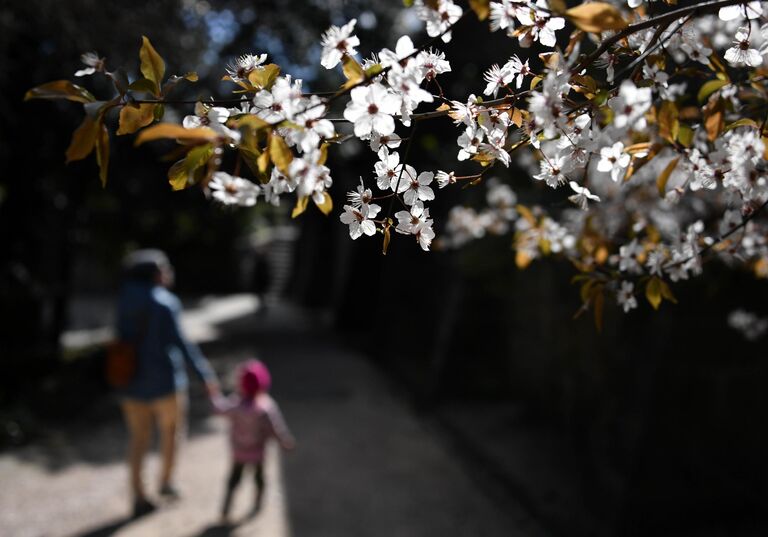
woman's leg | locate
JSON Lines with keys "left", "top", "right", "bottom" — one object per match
{"left": 121, "top": 398, "right": 153, "bottom": 502}
{"left": 221, "top": 462, "right": 245, "bottom": 518}
{"left": 154, "top": 392, "right": 185, "bottom": 492}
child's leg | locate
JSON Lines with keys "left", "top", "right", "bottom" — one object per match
{"left": 221, "top": 462, "right": 244, "bottom": 518}
{"left": 253, "top": 463, "right": 265, "bottom": 512}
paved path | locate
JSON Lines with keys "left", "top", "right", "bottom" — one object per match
{"left": 0, "top": 301, "right": 546, "bottom": 537}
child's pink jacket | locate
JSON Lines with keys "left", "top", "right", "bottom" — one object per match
{"left": 212, "top": 394, "right": 291, "bottom": 463}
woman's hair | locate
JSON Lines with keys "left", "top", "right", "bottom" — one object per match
{"left": 238, "top": 359, "right": 272, "bottom": 398}
{"left": 122, "top": 249, "right": 171, "bottom": 283}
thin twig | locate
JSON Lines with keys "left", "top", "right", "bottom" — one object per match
{"left": 663, "top": 198, "right": 768, "bottom": 271}
{"left": 572, "top": 0, "right": 746, "bottom": 74}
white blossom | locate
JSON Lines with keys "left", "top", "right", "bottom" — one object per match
{"left": 340, "top": 203, "right": 380, "bottom": 239}
{"left": 567, "top": 181, "right": 600, "bottom": 210}
{"left": 343, "top": 83, "right": 400, "bottom": 138}
{"left": 616, "top": 281, "right": 638, "bottom": 313}
{"left": 209, "top": 172, "right": 259, "bottom": 206}
{"left": 320, "top": 19, "right": 360, "bottom": 69}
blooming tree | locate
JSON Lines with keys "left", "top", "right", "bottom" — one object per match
{"left": 25, "top": 0, "right": 768, "bottom": 328}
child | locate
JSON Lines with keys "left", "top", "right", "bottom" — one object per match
{"left": 212, "top": 359, "right": 294, "bottom": 520}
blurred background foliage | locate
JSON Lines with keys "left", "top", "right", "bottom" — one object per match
{"left": 3, "top": 1, "right": 768, "bottom": 534}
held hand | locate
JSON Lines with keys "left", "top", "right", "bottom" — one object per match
{"left": 205, "top": 381, "right": 221, "bottom": 400}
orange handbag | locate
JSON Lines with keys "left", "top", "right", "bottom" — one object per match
{"left": 105, "top": 340, "right": 138, "bottom": 388}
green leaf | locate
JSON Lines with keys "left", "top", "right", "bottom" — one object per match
{"left": 127, "top": 78, "right": 159, "bottom": 94}
{"left": 364, "top": 63, "right": 383, "bottom": 78}
{"left": 65, "top": 115, "right": 99, "bottom": 163}
{"left": 697, "top": 79, "right": 728, "bottom": 104}
{"left": 185, "top": 143, "right": 214, "bottom": 174}
{"left": 139, "top": 36, "right": 165, "bottom": 94}
{"left": 24, "top": 80, "right": 95, "bottom": 103}
{"left": 677, "top": 123, "right": 694, "bottom": 147}
{"left": 153, "top": 103, "right": 165, "bottom": 121}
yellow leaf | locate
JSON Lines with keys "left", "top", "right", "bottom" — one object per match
{"left": 315, "top": 192, "right": 333, "bottom": 215}
{"left": 167, "top": 159, "right": 189, "bottom": 191}
{"left": 657, "top": 100, "right": 679, "bottom": 144}
{"left": 515, "top": 250, "right": 532, "bottom": 269}
{"left": 134, "top": 123, "right": 218, "bottom": 145}
{"left": 117, "top": 103, "right": 156, "bottom": 135}
{"left": 139, "top": 36, "right": 165, "bottom": 94}
{"left": 24, "top": 80, "right": 95, "bottom": 103}
{"left": 65, "top": 115, "right": 99, "bottom": 163}
{"left": 659, "top": 279, "right": 677, "bottom": 304}
{"left": 167, "top": 144, "right": 214, "bottom": 191}
{"left": 549, "top": 0, "right": 568, "bottom": 13}
{"left": 754, "top": 258, "right": 768, "bottom": 278}
{"left": 469, "top": 0, "right": 490, "bottom": 20}
{"left": 292, "top": 196, "right": 309, "bottom": 218}
{"left": 509, "top": 107, "right": 524, "bottom": 127}
{"left": 580, "top": 279, "right": 595, "bottom": 303}
{"left": 516, "top": 204, "right": 536, "bottom": 225}
{"left": 566, "top": 2, "right": 627, "bottom": 33}
{"left": 382, "top": 222, "right": 392, "bottom": 255}
{"left": 625, "top": 142, "right": 652, "bottom": 155}
{"left": 595, "top": 246, "right": 609, "bottom": 265}
{"left": 645, "top": 276, "right": 663, "bottom": 310}
{"left": 257, "top": 149, "right": 270, "bottom": 174}
{"left": 724, "top": 118, "right": 759, "bottom": 132}
{"left": 704, "top": 98, "right": 725, "bottom": 142}
{"left": 248, "top": 64, "right": 281, "bottom": 90}
{"left": 268, "top": 134, "right": 293, "bottom": 174}
{"left": 318, "top": 142, "right": 329, "bottom": 166}
{"left": 96, "top": 122, "right": 110, "bottom": 187}
{"left": 656, "top": 156, "right": 679, "bottom": 196}
{"left": 341, "top": 55, "right": 365, "bottom": 89}
{"left": 235, "top": 115, "right": 271, "bottom": 131}
{"left": 436, "top": 103, "right": 451, "bottom": 112}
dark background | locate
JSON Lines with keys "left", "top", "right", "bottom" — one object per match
{"left": 2, "top": 1, "right": 768, "bottom": 535}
